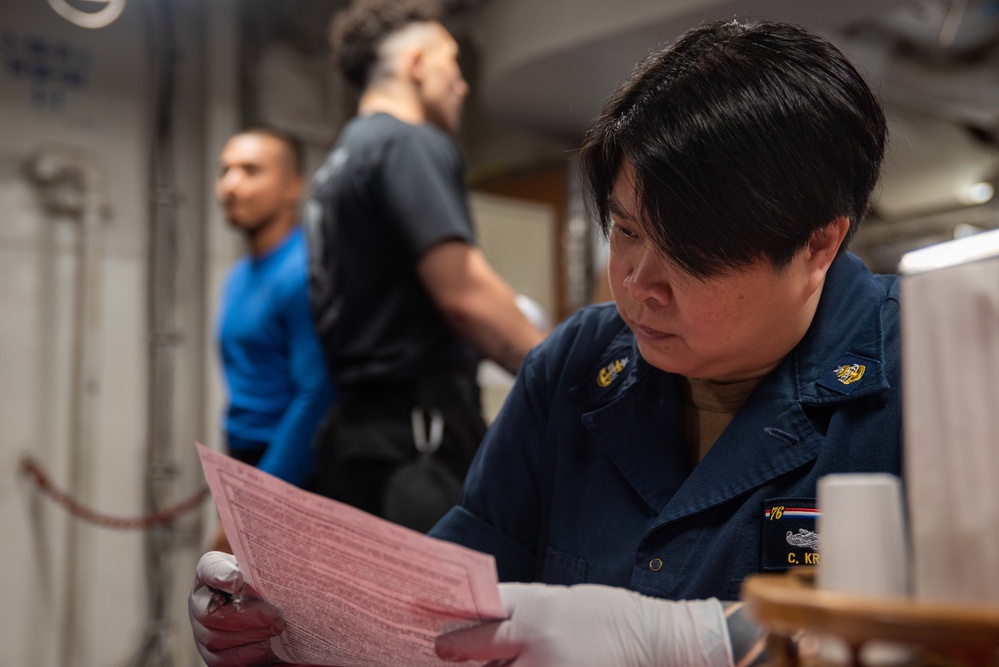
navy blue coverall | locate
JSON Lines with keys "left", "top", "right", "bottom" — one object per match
{"left": 431, "top": 252, "right": 902, "bottom": 602}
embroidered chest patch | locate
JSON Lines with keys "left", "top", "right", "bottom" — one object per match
{"left": 761, "top": 498, "right": 821, "bottom": 571}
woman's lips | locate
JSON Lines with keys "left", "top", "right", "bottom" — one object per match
{"left": 634, "top": 324, "right": 671, "bottom": 342}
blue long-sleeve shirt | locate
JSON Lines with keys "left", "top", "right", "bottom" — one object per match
{"left": 217, "top": 226, "right": 336, "bottom": 485}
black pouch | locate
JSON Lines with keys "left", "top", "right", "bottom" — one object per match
{"left": 381, "top": 408, "right": 464, "bottom": 533}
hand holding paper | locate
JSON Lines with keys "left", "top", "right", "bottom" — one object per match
{"left": 193, "top": 443, "right": 503, "bottom": 667}
{"left": 436, "top": 583, "right": 734, "bottom": 667}
{"left": 189, "top": 551, "right": 286, "bottom": 667}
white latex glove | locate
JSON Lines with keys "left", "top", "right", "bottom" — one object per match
{"left": 435, "top": 583, "right": 734, "bottom": 667}
{"left": 189, "top": 551, "right": 286, "bottom": 667}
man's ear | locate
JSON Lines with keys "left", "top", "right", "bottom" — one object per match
{"left": 403, "top": 44, "right": 426, "bottom": 85}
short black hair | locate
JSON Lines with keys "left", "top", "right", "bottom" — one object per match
{"left": 240, "top": 126, "right": 305, "bottom": 177}
{"left": 579, "top": 20, "right": 887, "bottom": 278}
{"left": 329, "top": 0, "right": 443, "bottom": 90}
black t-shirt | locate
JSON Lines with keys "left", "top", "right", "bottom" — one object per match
{"left": 305, "top": 113, "right": 479, "bottom": 386}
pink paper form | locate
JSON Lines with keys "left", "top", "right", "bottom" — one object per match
{"left": 197, "top": 443, "right": 505, "bottom": 667}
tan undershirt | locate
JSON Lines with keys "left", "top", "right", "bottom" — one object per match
{"left": 680, "top": 374, "right": 766, "bottom": 470}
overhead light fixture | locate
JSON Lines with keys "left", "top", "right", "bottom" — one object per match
{"left": 957, "top": 181, "right": 995, "bottom": 206}
{"left": 899, "top": 228, "right": 999, "bottom": 275}
{"left": 953, "top": 223, "right": 984, "bottom": 239}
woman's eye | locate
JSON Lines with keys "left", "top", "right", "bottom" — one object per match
{"left": 612, "top": 222, "right": 637, "bottom": 239}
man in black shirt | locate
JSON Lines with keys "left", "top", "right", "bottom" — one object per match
{"left": 306, "top": 0, "right": 546, "bottom": 530}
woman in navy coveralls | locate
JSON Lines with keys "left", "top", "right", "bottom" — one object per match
{"left": 190, "top": 17, "right": 897, "bottom": 667}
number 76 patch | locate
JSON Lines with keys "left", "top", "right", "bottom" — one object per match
{"left": 761, "top": 498, "right": 821, "bottom": 571}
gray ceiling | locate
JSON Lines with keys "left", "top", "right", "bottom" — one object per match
{"left": 477, "top": 0, "right": 999, "bottom": 138}
{"left": 245, "top": 0, "right": 999, "bottom": 271}
{"left": 469, "top": 0, "right": 999, "bottom": 270}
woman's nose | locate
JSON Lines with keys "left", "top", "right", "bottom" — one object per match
{"left": 627, "top": 250, "right": 672, "bottom": 304}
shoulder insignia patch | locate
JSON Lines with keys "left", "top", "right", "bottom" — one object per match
{"left": 596, "top": 357, "right": 629, "bottom": 388}
{"left": 816, "top": 353, "right": 879, "bottom": 396}
{"left": 834, "top": 363, "right": 865, "bottom": 385}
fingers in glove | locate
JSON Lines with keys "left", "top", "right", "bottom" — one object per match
{"left": 197, "top": 551, "right": 245, "bottom": 594}
{"left": 195, "top": 638, "right": 279, "bottom": 667}
{"left": 191, "top": 587, "right": 285, "bottom": 637}
{"left": 496, "top": 582, "right": 549, "bottom": 616}
{"left": 435, "top": 621, "right": 522, "bottom": 663}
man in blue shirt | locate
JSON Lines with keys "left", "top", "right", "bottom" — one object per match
{"left": 212, "top": 129, "right": 336, "bottom": 552}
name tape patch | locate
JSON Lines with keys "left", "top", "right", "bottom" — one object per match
{"left": 761, "top": 498, "right": 821, "bottom": 571}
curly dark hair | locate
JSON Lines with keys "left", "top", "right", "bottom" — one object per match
{"left": 329, "top": 0, "right": 443, "bottom": 89}
{"left": 239, "top": 126, "right": 305, "bottom": 176}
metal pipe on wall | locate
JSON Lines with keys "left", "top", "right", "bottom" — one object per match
{"left": 131, "top": 0, "right": 182, "bottom": 664}
{"left": 25, "top": 147, "right": 109, "bottom": 667}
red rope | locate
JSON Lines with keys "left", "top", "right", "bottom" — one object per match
{"left": 19, "top": 455, "right": 210, "bottom": 530}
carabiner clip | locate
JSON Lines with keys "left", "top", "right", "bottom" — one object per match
{"left": 411, "top": 407, "right": 444, "bottom": 454}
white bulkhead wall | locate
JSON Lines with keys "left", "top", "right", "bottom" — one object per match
{"left": 0, "top": 0, "right": 240, "bottom": 665}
